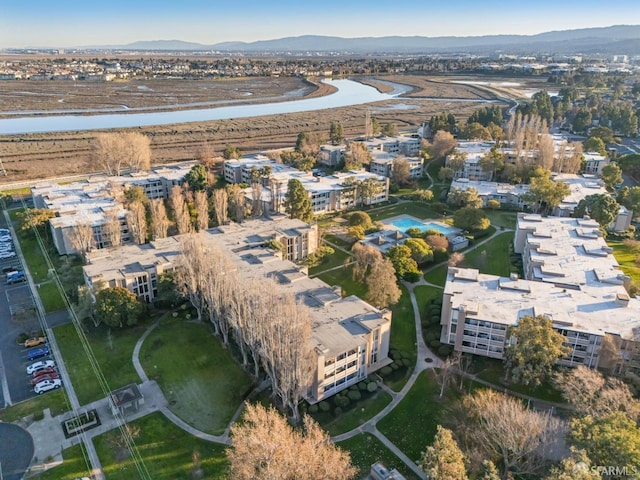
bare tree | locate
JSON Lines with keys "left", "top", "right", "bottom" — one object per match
{"left": 345, "top": 141, "right": 371, "bottom": 169}
{"left": 227, "top": 403, "right": 356, "bottom": 480}
{"left": 170, "top": 185, "right": 191, "bottom": 234}
{"left": 392, "top": 157, "right": 411, "bottom": 186}
{"left": 212, "top": 188, "right": 229, "bottom": 226}
{"left": 194, "top": 190, "right": 209, "bottom": 231}
{"left": 448, "top": 252, "right": 465, "bottom": 267}
{"left": 350, "top": 243, "right": 383, "bottom": 282}
{"left": 437, "top": 353, "right": 460, "bottom": 398}
{"left": 92, "top": 132, "right": 151, "bottom": 175}
{"left": 565, "top": 141, "right": 584, "bottom": 174}
{"left": 430, "top": 131, "right": 457, "bottom": 160}
{"left": 174, "top": 235, "right": 207, "bottom": 321}
{"left": 227, "top": 184, "right": 246, "bottom": 223}
{"left": 149, "top": 199, "right": 169, "bottom": 240}
{"left": 103, "top": 209, "right": 123, "bottom": 247}
{"left": 270, "top": 178, "right": 283, "bottom": 214}
{"left": 68, "top": 222, "right": 95, "bottom": 258}
{"left": 250, "top": 181, "right": 263, "bottom": 217}
{"left": 461, "top": 389, "right": 561, "bottom": 477}
{"left": 126, "top": 201, "right": 147, "bottom": 245}
{"left": 537, "top": 133, "right": 555, "bottom": 170}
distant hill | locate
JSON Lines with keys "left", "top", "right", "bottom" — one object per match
{"left": 93, "top": 25, "right": 640, "bottom": 55}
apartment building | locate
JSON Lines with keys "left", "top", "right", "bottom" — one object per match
{"left": 369, "top": 151, "right": 424, "bottom": 180}
{"left": 225, "top": 157, "right": 389, "bottom": 215}
{"left": 31, "top": 163, "right": 193, "bottom": 255}
{"left": 318, "top": 145, "right": 346, "bottom": 167}
{"left": 83, "top": 216, "right": 391, "bottom": 403}
{"left": 439, "top": 267, "right": 639, "bottom": 372}
{"left": 449, "top": 179, "right": 531, "bottom": 209}
{"left": 362, "top": 134, "right": 422, "bottom": 157}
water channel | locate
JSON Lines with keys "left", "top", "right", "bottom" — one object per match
{"left": 0, "top": 79, "right": 414, "bottom": 135}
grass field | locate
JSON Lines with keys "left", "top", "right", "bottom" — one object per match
{"left": 54, "top": 321, "right": 146, "bottom": 404}
{"left": 94, "top": 412, "right": 229, "bottom": 480}
{"left": 608, "top": 240, "right": 640, "bottom": 283}
{"left": 37, "top": 444, "right": 93, "bottom": 480}
{"left": 483, "top": 209, "right": 518, "bottom": 229}
{"left": 0, "top": 389, "right": 68, "bottom": 422}
{"left": 423, "top": 263, "right": 448, "bottom": 287}
{"left": 308, "top": 247, "right": 350, "bottom": 277}
{"left": 37, "top": 281, "right": 66, "bottom": 312}
{"left": 338, "top": 433, "right": 418, "bottom": 480}
{"left": 312, "top": 389, "right": 392, "bottom": 436}
{"left": 413, "top": 286, "right": 444, "bottom": 325}
{"left": 460, "top": 231, "right": 515, "bottom": 277}
{"left": 386, "top": 285, "right": 417, "bottom": 391}
{"left": 369, "top": 202, "right": 439, "bottom": 222}
{"left": 317, "top": 265, "right": 367, "bottom": 299}
{"left": 139, "top": 317, "right": 252, "bottom": 435}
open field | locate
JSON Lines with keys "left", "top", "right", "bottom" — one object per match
{"left": 0, "top": 75, "right": 514, "bottom": 183}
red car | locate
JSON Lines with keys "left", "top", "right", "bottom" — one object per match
{"left": 31, "top": 372, "right": 60, "bottom": 386}
{"left": 32, "top": 367, "right": 56, "bottom": 379}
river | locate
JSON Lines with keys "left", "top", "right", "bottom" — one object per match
{"left": 0, "top": 79, "right": 413, "bottom": 136}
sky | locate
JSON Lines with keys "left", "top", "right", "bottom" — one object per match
{"left": 1, "top": 0, "right": 640, "bottom": 48}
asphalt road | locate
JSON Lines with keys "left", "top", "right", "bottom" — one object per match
{"left": 0, "top": 423, "right": 34, "bottom": 480}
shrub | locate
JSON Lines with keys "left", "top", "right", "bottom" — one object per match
{"left": 367, "top": 382, "right": 378, "bottom": 393}
{"left": 401, "top": 358, "right": 413, "bottom": 367}
{"left": 349, "top": 211, "right": 372, "bottom": 227}
{"left": 390, "top": 362, "right": 400, "bottom": 371}
{"left": 335, "top": 395, "right": 350, "bottom": 408}
{"left": 334, "top": 407, "right": 343, "bottom": 416}
{"left": 347, "top": 390, "right": 362, "bottom": 401}
{"left": 380, "top": 366, "right": 393, "bottom": 376}
{"left": 403, "top": 271, "right": 421, "bottom": 283}
{"left": 438, "top": 345, "right": 453, "bottom": 356}
{"left": 429, "top": 339, "right": 442, "bottom": 348}
{"left": 390, "top": 349, "right": 400, "bottom": 359}
{"left": 308, "top": 404, "right": 318, "bottom": 414}
{"left": 358, "top": 382, "right": 368, "bottom": 391}
{"left": 349, "top": 384, "right": 359, "bottom": 391}
{"left": 319, "top": 401, "right": 331, "bottom": 412}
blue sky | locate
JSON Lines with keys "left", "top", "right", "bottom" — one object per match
{"left": 1, "top": 0, "right": 639, "bottom": 48}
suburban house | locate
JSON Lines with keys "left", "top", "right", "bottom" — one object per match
{"left": 83, "top": 216, "right": 392, "bottom": 404}
{"left": 439, "top": 214, "right": 640, "bottom": 376}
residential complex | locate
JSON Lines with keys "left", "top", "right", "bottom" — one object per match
{"left": 224, "top": 157, "right": 390, "bottom": 214}
{"left": 83, "top": 216, "right": 392, "bottom": 404}
{"left": 31, "top": 164, "right": 193, "bottom": 255}
{"left": 440, "top": 214, "right": 640, "bottom": 375}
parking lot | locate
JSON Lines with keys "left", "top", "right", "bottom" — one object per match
{"left": 0, "top": 209, "right": 65, "bottom": 407}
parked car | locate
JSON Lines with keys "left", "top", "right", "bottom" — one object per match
{"left": 0, "top": 252, "right": 16, "bottom": 259}
{"left": 26, "top": 359, "right": 55, "bottom": 375}
{"left": 2, "top": 266, "right": 16, "bottom": 273}
{"left": 27, "top": 346, "right": 50, "bottom": 361}
{"left": 0, "top": 228, "right": 10, "bottom": 235}
{"left": 30, "top": 372, "right": 60, "bottom": 386}
{"left": 6, "top": 271, "right": 24, "bottom": 284}
{"left": 24, "top": 336, "right": 46, "bottom": 348}
{"left": 32, "top": 366, "right": 56, "bottom": 378}
{"left": 0, "top": 235, "right": 11, "bottom": 242}
{"left": 34, "top": 378, "right": 62, "bottom": 394}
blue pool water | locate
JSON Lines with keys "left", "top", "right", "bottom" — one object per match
{"left": 386, "top": 218, "right": 455, "bottom": 235}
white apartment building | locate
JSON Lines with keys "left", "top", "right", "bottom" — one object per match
{"left": 83, "top": 216, "right": 391, "bottom": 403}
{"left": 369, "top": 151, "right": 424, "bottom": 180}
{"left": 362, "top": 134, "right": 422, "bottom": 157}
{"left": 449, "top": 179, "right": 531, "bottom": 209}
{"left": 318, "top": 145, "right": 346, "bottom": 167}
{"left": 32, "top": 163, "right": 194, "bottom": 255}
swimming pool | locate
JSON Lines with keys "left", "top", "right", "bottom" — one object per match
{"left": 385, "top": 217, "right": 456, "bottom": 235}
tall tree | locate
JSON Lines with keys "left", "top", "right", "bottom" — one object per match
{"left": 149, "top": 199, "right": 169, "bottom": 240}
{"left": 126, "top": 200, "right": 148, "bottom": 245}
{"left": 358, "top": 177, "right": 384, "bottom": 206}
{"left": 351, "top": 243, "right": 382, "bottom": 282}
{"left": 419, "top": 425, "right": 468, "bottom": 480}
{"left": 392, "top": 157, "right": 411, "bottom": 186}
{"left": 223, "top": 144, "right": 241, "bottom": 160}
{"left": 92, "top": 132, "right": 151, "bottom": 175}
{"left": 170, "top": 185, "right": 191, "bottom": 234}
{"left": 386, "top": 244, "right": 420, "bottom": 279}
{"left": 184, "top": 164, "right": 209, "bottom": 191}
{"left": 174, "top": 234, "right": 208, "bottom": 321}
{"left": 382, "top": 122, "right": 398, "bottom": 136}
{"left": 617, "top": 185, "right": 640, "bottom": 218}
{"left": 250, "top": 181, "right": 263, "bottom": 217}
{"left": 574, "top": 194, "right": 620, "bottom": 229}
{"left": 430, "top": 131, "right": 457, "bottom": 160}
{"left": 524, "top": 171, "right": 571, "bottom": 214}
{"left": 543, "top": 449, "right": 600, "bottom": 480}
{"left": 600, "top": 163, "right": 623, "bottom": 192}
{"left": 404, "top": 238, "right": 433, "bottom": 265}
{"left": 104, "top": 209, "right": 123, "bottom": 247}
{"left": 68, "top": 222, "right": 95, "bottom": 258}
{"left": 453, "top": 207, "right": 490, "bottom": 231}
{"left": 365, "top": 257, "right": 401, "bottom": 308}
{"left": 212, "top": 188, "right": 229, "bottom": 226}
{"left": 344, "top": 141, "right": 371, "bottom": 170}
{"left": 447, "top": 187, "right": 483, "bottom": 209}
{"left": 329, "top": 121, "right": 344, "bottom": 145}
{"left": 479, "top": 148, "right": 505, "bottom": 181}
{"left": 226, "top": 184, "right": 246, "bottom": 223}
{"left": 584, "top": 136, "right": 607, "bottom": 156}
{"left": 194, "top": 190, "right": 210, "bottom": 231}
{"left": 283, "top": 179, "right": 313, "bottom": 222}
{"left": 17, "top": 208, "right": 56, "bottom": 244}
{"left": 227, "top": 403, "right": 356, "bottom": 480}
{"left": 504, "top": 315, "right": 570, "bottom": 387}
{"left": 95, "top": 286, "right": 143, "bottom": 328}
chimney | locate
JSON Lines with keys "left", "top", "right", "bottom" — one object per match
{"left": 615, "top": 292, "right": 630, "bottom": 307}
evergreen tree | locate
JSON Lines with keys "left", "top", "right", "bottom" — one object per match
{"left": 283, "top": 179, "right": 313, "bottom": 223}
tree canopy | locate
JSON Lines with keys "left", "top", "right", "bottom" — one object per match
{"left": 329, "top": 121, "right": 344, "bottom": 145}
{"left": 283, "top": 179, "right": 313, "bottom": 223}
{"left": 386, "top": 244, "right": 420, "bottom": 280}
{"left": 184, "top": 164, "right": 208, "bottom": 191}
{"left": 574, "top": 193, "right": 620, "bottom": 229}
{"left": 418, "top": 425, "right": 468, "bottom": 480}
{"left": 504, "top": 315, "right": 570, "bottom": 386}
{"left": 600, "top": 163, "right": 623, "bottom": 192}
{"left": 453, "top": 207, "right": 490, "bottom": 232}
{"left": 95, "top": 286, "right": 144, "bottom": 328}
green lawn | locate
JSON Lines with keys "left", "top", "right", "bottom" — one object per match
{"left": 386, "top": 285, "right": 417, "bottom": 391}
{"left": 37, "top": 281, "right": 66, "bottom": 313}
{"left": 324, "top": 233, "right": 352, "bottom": 248}
{"left": 369, "top": 202, "right": 439, "bottom": 222}
{"left": 423, "top": 263, "right": 448, "bottom": 287}
{"left": 413, "top": 286, "right": 444, "bottom": 325}
{"left": 338, "top": 433, "right": 418, "bottom": 480}
{"left": 609, "top": 240, "right": 640, "bottom": 283}
{"left": 461, "top": 231, "right": 515, "bottom": 277}
{"left": 471, "top": 356, "right": 564, "bottom": 403}
{"left": 317, "top": 265, "right": 368, "bottom": 299}
{"left": 377, "top": 370, "right": 457, "bottom": 462}
{"left": 0, "top": 389, "right": 69, "bottom": 422}
{"left": 140, "top": 317, "right": 253, "bottom": 435}
{"left": 308, "top": 248, "right": 350, "bottom": 276}
{"left": 37, "top": 444, "right": 92, "bottom": 480}
{"left": 54, "top": 321, "right": 146, "bottom": 404}
{"left": 93, "top": 412, "right": 228, "bottom": 480}
{"left": 483, "top": 209, "right": 518, "bottom": 229}
{"left": 312, "top": 390, "right": 392, "bottom": 436}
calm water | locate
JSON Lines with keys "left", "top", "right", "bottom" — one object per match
{"left": 386, "top": 217, "right": 456, "bottom": 235}
{"left": 0, "top": 79, "right": 412, "bottom": 135}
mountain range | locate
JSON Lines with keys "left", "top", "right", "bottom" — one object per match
{"left": 90, "top": 25, "right": 640, "bottom": 55}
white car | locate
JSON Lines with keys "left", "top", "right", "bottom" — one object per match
{"left": 26, "top": 359, "right": 55, "bottom": 375}
{"left": 0, "top": 251, "right": 16, "bottom": 259}
{"left": 34, "top": 378, "right": 62, "bottom": 394}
